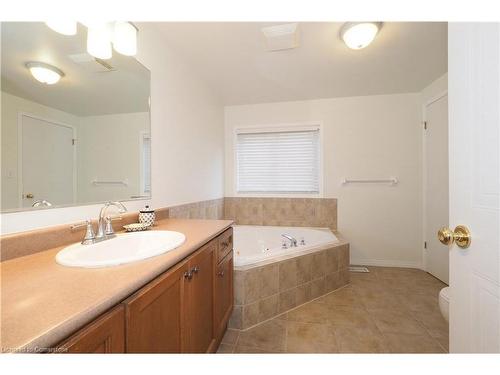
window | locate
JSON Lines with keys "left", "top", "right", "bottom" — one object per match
{"left": 236, "top": 127, "right": 320, "bottom": 194}
{"left": 140, "top": 132, "right": 151, "bottom": 194}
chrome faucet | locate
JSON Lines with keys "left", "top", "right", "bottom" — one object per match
{"left": 32, "top": 199, "right": 52, "bottom": 207}
{"left": 70, "top": 201, "right": 127, "bottom": 245}
{"left": 281, "top": 234, "right": 298, "bottom": 247}
{"left": 96, "top": 201, "right": 127, "bottom": 240}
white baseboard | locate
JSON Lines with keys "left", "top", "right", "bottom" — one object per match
{"left": 350, "top": 258, "right": 423, "bottom": 270}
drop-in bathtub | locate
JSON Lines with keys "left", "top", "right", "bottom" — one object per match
{"left": 229, "top": 225, "right": 350, "bottom": 330}
{"left": 233, "top": 225, "right": 339, "bottom": 269}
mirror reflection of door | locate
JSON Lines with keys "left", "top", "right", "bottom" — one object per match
{"left": 424, "top": 94, "right": 449, "bottom": 284}
{"left": 20, "top": 113, "right": 75, "bottom": 208}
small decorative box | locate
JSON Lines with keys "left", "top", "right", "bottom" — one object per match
{"left": 138, "top": 205, "right": 155, "bottom": 227}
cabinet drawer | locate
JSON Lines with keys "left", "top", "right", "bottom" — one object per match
{"left": 217, "top": 228, "right": 233, "bottom": 264}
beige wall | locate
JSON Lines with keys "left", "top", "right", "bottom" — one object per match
{"left": 1, "top": 24, "right": 225, "bottom": 234}
{"left": 76, "top": 112, "right": 149, "bottom": 203}
{"left": 138, "top": 25, "right": 225, "bottom": 209}
{"left": 225, "top": 93, "right": 423, "bottom": 268}
{"left": 421, "top": 73, "right": 448, "bottom": 105}
{"left": 1, "top": 92, "right": 81, "bottom": 210}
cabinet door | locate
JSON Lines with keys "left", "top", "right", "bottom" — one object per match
{"left": 124, "top": 262, "right": 189, "bottom": 353}
{"left": 214, "top": 252, "right": 234, "bottom": 340}
{"left": 185, "top": 240, "right": 217, "bottom": 353}
{"left": 58, "top": 305, "right": 125, "bottom": 353}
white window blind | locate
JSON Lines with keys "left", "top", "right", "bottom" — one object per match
{"left": 141, "top": 134, "right": 151, "bottom": 193}
{"left": 236, "top": 129, "right": 320, "bottom": 193}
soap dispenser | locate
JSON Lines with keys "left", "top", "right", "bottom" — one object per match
{"left": 138, "top": 205, "right": 155, "bottom": 227}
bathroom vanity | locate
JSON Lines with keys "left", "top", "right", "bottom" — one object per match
{"left": 59, "top": 227, "right": 233, "bottom": 353}
{"left": 1, "top": 219, "right": 233, "bottom": 353}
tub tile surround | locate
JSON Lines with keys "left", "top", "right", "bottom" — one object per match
{"left": 167, "top": 198, "right": 224, "bottom": 220}
{"left": 219, "top": 266, "right": 449, "bottom": 353}
{"left": 229, "top": 244, "right": 350, "bottom": 330}
{"left": 224, "top": 197, "right": 337, "bottom": 230}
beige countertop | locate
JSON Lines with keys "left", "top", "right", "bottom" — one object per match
{"left": 0, "top": 218, "right": 233, "bottom": 352}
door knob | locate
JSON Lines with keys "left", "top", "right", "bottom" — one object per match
{"left": 438, "top": 225, "right": 471, "bottom": 249}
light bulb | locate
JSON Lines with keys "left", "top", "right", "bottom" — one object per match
{"left": 87, "top": 23, "right": 113, "bottom": 59}
{"left": 45, "top": 21, "right": 77, "bottom": 36}
{"left": 113, "top": 21, "right": 137, "bottom": 56}
{"left": 26, "top": 62, "right": 64, "bottom": 85}
{"left": 341, "top": 22, "right": 381, "bottom": 50}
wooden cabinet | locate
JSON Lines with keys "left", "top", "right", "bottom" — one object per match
{"left": 56, "top": 227, "right": 233, "bottom": 354}
{"left": 124, "top": 262, "right": 189, "bottom": 353}
{"left": 214, "top": 251, "right": 233, "bottom": 339}
{"left": 58, "top": 305, "right": 125, "bottom": 353}
{"left": 184, "top": 240, "right": 217, "bottom": 353}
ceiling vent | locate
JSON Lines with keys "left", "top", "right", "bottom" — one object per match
{"left": 68, "top": 53, "right": 116, "bottom": 72}
{"left": 261, "top": 23, "right": 300, "bottom": 51}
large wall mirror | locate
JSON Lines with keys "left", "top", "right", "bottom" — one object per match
{"left": 1, "top": 22, "right": 151, "bottom": 212}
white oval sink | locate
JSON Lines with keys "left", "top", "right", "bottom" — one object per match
{"left": 56, "top": 230, "right": 186, "bottom": 268}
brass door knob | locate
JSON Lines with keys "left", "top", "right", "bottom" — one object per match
{"left": 438, "top": 225, "right": 472, "bottom": 249}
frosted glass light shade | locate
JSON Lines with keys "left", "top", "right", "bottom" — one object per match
{"left": 87, "top": 24, "right": 112, "bottom": 59}
{"left": 26, "top": 62, "right": 64, "bottom": 85}
{"left": 113, "top": 22, "right": 137, "bottom": 56}
{"left": 45, "top": 21, "right": 77, "bottom": 36}
{"left": 341, "top": 22, "right": 381, "bottom": 50}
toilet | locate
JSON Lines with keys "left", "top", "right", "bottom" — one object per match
{"left": 439, "top": 287, "right": 450, "bottom": 322}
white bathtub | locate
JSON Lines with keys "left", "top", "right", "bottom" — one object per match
{"left": 233, "top": 225, "right": 339, "bottom": 269}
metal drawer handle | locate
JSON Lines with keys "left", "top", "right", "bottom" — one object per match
{"left": 191, "top": 266, "right": 199, "bottom": 274}
{"left": 218, "top": 270, "right": 225, "bottom": 277}
{"left": 184, "top": 271, "right": 193, "bottom": 280}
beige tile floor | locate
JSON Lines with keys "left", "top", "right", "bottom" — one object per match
{"left": 217, "top": 266, "right": 449, "bottom": 353}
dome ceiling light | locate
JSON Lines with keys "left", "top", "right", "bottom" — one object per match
{"left": 340, "top": 22, "right": 382, "bottom": 50}
{"left": 26, "top": 62, "right": 64, "bottom": 85}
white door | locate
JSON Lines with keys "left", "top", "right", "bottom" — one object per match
{"left": 448, "top": 23, "right": 500, "bottom": 353}
{"left": 425, "top": 94, "right": 449, "bottom": 284}
{"left": 20, "top": 114, "right": 75, "bottom": 208}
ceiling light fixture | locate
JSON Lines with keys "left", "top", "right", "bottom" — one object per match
{"left": 340, "top": 22, "right": 382, "bottom": 50}
{"left": 26, "top": 62, "right": 64, "bottom": 85}
{"left": 45, "top": 21, "right": 77, "bottom": 36}
{"left": 86, "top": 23, "right": 113, "bottom": 59}
{"left": 113, "top": 22, "right": 138, "bottom": 56}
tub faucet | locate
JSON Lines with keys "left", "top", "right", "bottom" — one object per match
{"left": 281, "top": 234, "right": 298, "bottom": 247}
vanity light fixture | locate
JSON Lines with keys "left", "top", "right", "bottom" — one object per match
{"left": 45, "top": 21, "right": 138, "bottom": 59}
{"left": 45, "top": 21, "right": 77, "bottom": 36}
{"left": 86, "top": 23, "right": 113, "bottom": 60}
{"left": 340, "top": 22, "right": 382, "bottom": 50}
{"left": 113, "top": 22, "right": 138, "bottom": 56}
{"left": 26, "top": 62, "right": 64, "bottom": 85}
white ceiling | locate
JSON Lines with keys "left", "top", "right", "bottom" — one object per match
{"left": 1, "top": 22, "right": 150, "bottom": 116}
{"left": 153, "top": 22, "right": 447, "bottom": 105}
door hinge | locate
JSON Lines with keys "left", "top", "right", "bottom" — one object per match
{"left": 423, "top": 121, "right": 427, "bottom": 130}
{"left": 424, "top": 241, "right": 427, "bottom": 249}
{"left": 72, "top": 138, "right": 76, "bottom": 145}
